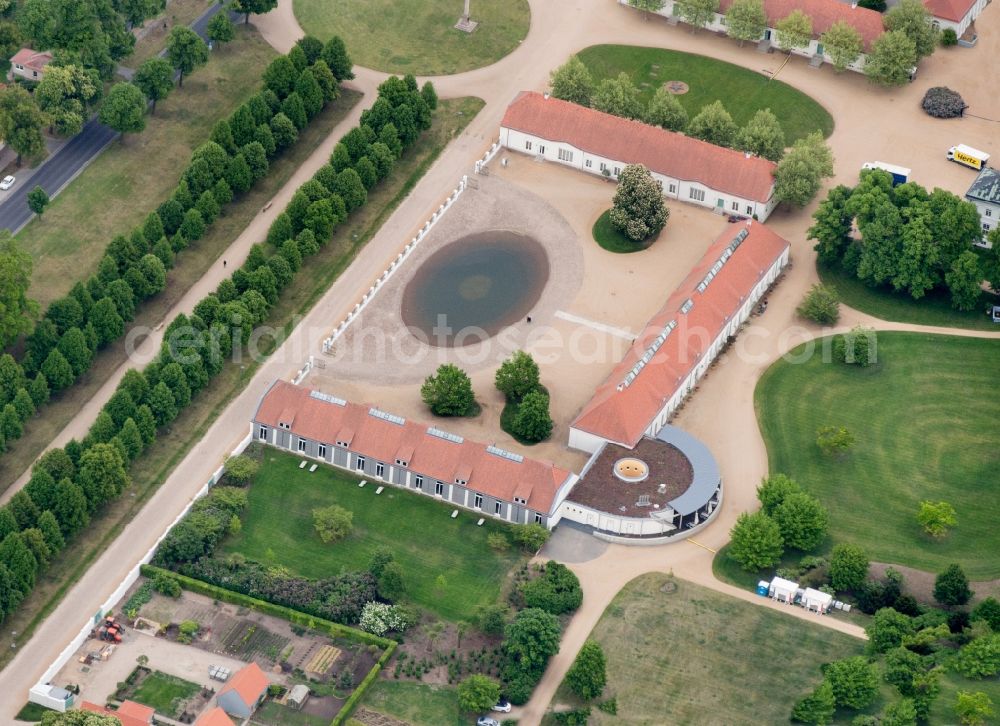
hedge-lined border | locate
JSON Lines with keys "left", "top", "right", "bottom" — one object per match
{"left": 140, "top": 564, "right": 395, "bottom": 725}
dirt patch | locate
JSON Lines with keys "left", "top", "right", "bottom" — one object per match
{"left": 390, "top": 616, "right": 503, "bottom": 687}
{"left": 870, "top": 562, "right": 1000, "bottom": 605}
{"left": 353, "top": 707, "right": 410, "bottom": 726}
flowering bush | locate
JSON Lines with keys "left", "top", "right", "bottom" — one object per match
{"left": 359, "top": 602, "right": 408, "bottom": 636}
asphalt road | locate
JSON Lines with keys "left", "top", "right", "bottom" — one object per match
{"left": 0, "top": 3, "right": 225, "bottom": 234}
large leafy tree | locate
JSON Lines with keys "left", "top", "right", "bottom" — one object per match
{"left": 934, "top": 563, "right": 972, "bottom": 607}
{"left": 945, "top": 251, "right": 983, "bottom": 312}
{"left": 231, "top": 0, "right": 277, "bottom": 24}
{"left": 645, "top": 87, "right": 688, "bottom": 131}
{"left": 776, "top": 10, "right": 813, "bottom": 52}
{"left": 736, "top": 108, "right": 785, "bottom": 161}
{"left": 791, "top": 680, "right": 835, "bottom": 724}
{"left": 864, "top": 30, "right": 918, "bottom": 87}
{"left": 207, "top": 12, "right": 234, "bottom": 45}
{"left": 0, "top": 85, "right": 47, "bottom": 164}
{"left": 592, "top": 72, "right": 643, "bottom": 120}
{"left": 0, "top": 232, "right": 36, "bottom": 349}
{"left": 820, "top": 20, "right": 863, "bottom": 72}
{"left": 35, "top": 64, "right": 101, "bottom": 137}
{"left": 457, "top": 674, "right": 501, "bottom": 713}
{"left": 99, "top": 82, "right": 147, "bottom": 137}
{"left": 495, "top": 350, "right": 540, "bottom": 402}
{"left": 628, "top": 0, "right": 667, "bottom": 15}
{"left": 829, "top": 543, "right": 869, "bottom": 591}
{"left": 773, "top": 132, "right": 834, "bottom": 207}
{"left": 166, "top": 25, "right": 208, "bottom": 87}
{"left": 885, "top": 0, "right": 939, "bottom": 58}
{"left": 511, "top": 389, "right": 553, "bottom": 443}
{"left": 725, "top": 0, "right": 766, "bottom": 44}
{"left": 549, "top": 55, "right": 595, "bottom": 107}
{"left": 566, "top": 641, "right": 607, "bottom": 700}
{"left": 675, "top": 0, "right": 720, "bottom": 29}
{"left": 808, "top": 185, "right": 854, "bottom": 264}
{"left": 826, "top": 657, "right": 879, "bottom": 709}
{"left": 728, "top": 511, "right": 783, "bottom": 571}
{"left": 503, "top": 607, "right": 561, "bottom": 673}
{"left": 609, "top": 163, "right": 668, "bottom": 242}
{"left": 420, "top": 364, "right": 476, "bottom": 417}
{"left": 133, "top": 57, "right": 173, "bottom": 113}
{"left": 772, "top": 491, "right": 828, "bottom": 550}
{"left": 687, "top": 100, "right": 738, "bottom": 148}
{"left": 77, "top": 442, "right": 129, "bottom": 512}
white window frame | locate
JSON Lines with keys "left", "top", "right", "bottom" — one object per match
{"left": 525, "top": 140, "right": 532, "bottom": 151}
{"left": 585, "top": 159, "right": 592, "bottom": 168}
{"left": 689, "top": 188, "right": 706, "bottom": 202}
{"left": 534, "top": 513, "right": 543, "bottom": 524}
{"left": 297, "top": 439, "right": 307, "bottom": 452}
{"left": 356, "top": 455, "right": 365, "bottom": 471}
{"left": 257, "top": 425, "right": 268, "bottom": 441}
{"left": 435, "top": 481, "right": 444, "bottom": 496}
{"left": 376, "top": 462, "right": 385, "bottom": 478}
{"left": 474, "top": 493, "right": 483, "bottom": 509}
{"left": 557, "top": 148, "right": 573, "bottom": 162}
{"left": 494, "top": 501, "right": 503, "bottom": 515}
{"left": 414, "top": 474, "right": 423, "bottom": 490}
{"left": 318, "top": 443, "right": 327, "bottom": 458}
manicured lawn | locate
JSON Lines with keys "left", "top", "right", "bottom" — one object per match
{"left": 14, "top": 702, "right": 52, "bottom": 722}
{"left": 818, "top": 261, "right": 999, "bottom": 332}
{"left": 253, "top": 700, "right": 331, "bottom": 726}
{"left": 555, "top": 574, "right": 865, "bottom": 724}
{"left": 592, "top": 209, "right": 653, "bottom": 253}
{"left": 130, "top": 671, "right": 200, "bottom": 718}
{"left": 576, "top": 45, "right": 834, "bottom": 144}
{"left": 0, "top": 98, "right": 483, "bottom": 672}
{"left": 292, "top": 0, "right": 529, "bottom": 75}
{"left": 221, "top": 447, "right": 524, "bottom": 621}
{"left": 18, "top": 25, "right": 276, "bottom": 307}
{"left": 362, "top": 681, "right": 464, "bottom": 726}
{"left": 124, "top": 0, "right": 214, "bottom": 68}
{"left": 755, "top": 332, "right": 1000, "bottom": 578}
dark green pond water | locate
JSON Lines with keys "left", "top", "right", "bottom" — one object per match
{"left": 401, "top": 231, "right": 549, "bottom": 347}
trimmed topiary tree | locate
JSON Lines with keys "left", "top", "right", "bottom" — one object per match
{"left": 922, "top": 86, "right": 966, "bottom": 118}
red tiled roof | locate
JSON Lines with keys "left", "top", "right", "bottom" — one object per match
{"left": 501, "top": 92, "right": 776, "bottom": 203}
{"left": 253, "top": 382, "right": 574, "bottom": 514}
{"left": 79, "top": 701, "right": 151, "bottom": 726}
{"left": 572, "top": 222, "right": 790, "bottom": 448}
{"left": 218, "top": 662, "right": 269, "bottom": 706}
{"left": 922, "top": 0, "right": 975, "bottom": 22}
{"left": 719, "top": 0, "right": 885, "bottom": 50}
{"left": 196, "top": 707, "right": 237, "bottom": 726}
{"left": 9, "top": 47, "right": 53, "bottom": 72}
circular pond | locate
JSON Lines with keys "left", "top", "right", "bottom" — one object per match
{"left": 401, "top": 231, "right": 549, "bottom": 347}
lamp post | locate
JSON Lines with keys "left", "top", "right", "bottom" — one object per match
{"left": 455, "top": 0, "right": 479, "bottom": 32}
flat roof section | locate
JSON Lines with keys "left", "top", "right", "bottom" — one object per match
{"left": 657, "top": 425, "right": 722, "bottom": 517}
{"left": 568, "top": 436, "right": 693, "bottom": 518}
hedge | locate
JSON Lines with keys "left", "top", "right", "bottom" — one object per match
{"left": 0, "top": 64, "right": 439, "bottom": 626}
{"left": 140, "top": 564, "right": 396, "bottom": 726}
{"left": 0, "top": 36, "right": 354, "bottom": 468}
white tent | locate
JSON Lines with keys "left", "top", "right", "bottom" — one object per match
{"left": 769, "top": 576, "right": 799, "bottom": 603}
{"left": 803, "top": 588, "right": 834, "bottom": 614}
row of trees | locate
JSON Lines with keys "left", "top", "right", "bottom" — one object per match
{"left": 550, "top": 58, "right": 834, "bottom": 207}
{"left": 627, "top": 0, "right": 938, "bottom": 86}
{"left": 0, "top": 36, "right": 353, "bottom": 465}
{"left": 809, "top": 168, "right": 993, "bottom": 312}
{"left": 0, "top": 66, "right": 440, "bottom": 627}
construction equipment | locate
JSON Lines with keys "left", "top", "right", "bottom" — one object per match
{"left": 97, "top": 616, "right": 124, "bottom": 643}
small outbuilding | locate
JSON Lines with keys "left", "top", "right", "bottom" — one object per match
{"left": 9, "top": 48, "right": 53, "bottom": 81}
{"left": 769, "top": 576, "right": 799, "bottom": 604}
{"left": 803, "top": 588, "right": 834, "bottom": 614}
{"left": 288, "top": 684, "right": 310, "bottom": 710}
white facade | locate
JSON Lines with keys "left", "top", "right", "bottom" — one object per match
{"left": 971, "top": 198, "right": 998, "bottom": 246}
{"left": 558, "top": 499, "right": 677, "bottom": 536}
{"left": 567, "top": 243, "right": 789, "bottom": 453}
{"left": 929, "top": 0, "right": 988, "bottom": 37}
{"left": 626, "top": 0, "right": 870, "bottom": 73}
{"left": 499, "top": 126, "right": 778, "bottom": 222}
{"left": 770, "top": 576, "right": 800, "bottom": 603}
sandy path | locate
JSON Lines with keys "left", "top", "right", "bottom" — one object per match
{"left": 2, "top": 0, "right": 999, "bottom": 721}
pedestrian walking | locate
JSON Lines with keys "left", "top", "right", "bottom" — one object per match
{"left": 223, "top": 259, "right": 227, "bottom": 268}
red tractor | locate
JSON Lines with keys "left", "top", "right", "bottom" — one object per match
{"left": 98, "top": 616, "right": 124, "bottom": 643}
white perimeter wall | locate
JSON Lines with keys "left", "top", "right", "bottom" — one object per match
{"left": 499, "top": 127, "right": 776, "bottom": 221}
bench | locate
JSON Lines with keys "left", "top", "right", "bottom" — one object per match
{"left": 375, "top": 486, "right": 384, "bottom": 495}
{"left": 358, "top": 480, "right": 366, "bottom": 487}
{"left": 309, "top": 464, "right": 317, "bottom": 472}
{"left": 477, "top": 518, "right": 485, "bottom": 526}
{"left": 299, "top": 460, "right": 307, "bottom": 469}
{"left": 451, "top": 510, "right": 458, "bottom": 519}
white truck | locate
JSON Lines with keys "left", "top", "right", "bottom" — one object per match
{"left": 947, "top": 145, "right": 990, "bottom": 170}
{"left": 862, "top": 162, "right": 911, "bottom": 186}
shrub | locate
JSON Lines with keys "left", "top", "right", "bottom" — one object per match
{"left": 487, "top": 533, "right": 510, "bottom": 551}
{"left": 177, "top": 619, "right": 200, "bottom": 644}
{"left": 940, "top": 28, "right": 959, "bottom": 46}
{"left": 224, "top": 454, "right": 260, "bottom": 485}
{"left": 934, "top": 563, "right": 972, "bottom": 607}
{"left": 313, "top": 505, "right": 353, "bottom": 543}
{"left": 824, "top": 656, "right": 879, "bottom": 709}
{"left": 513, "top": 524, "right": 550, "bottom": 552}
{"left": 565, "top": 641, "right": 607, "bottom": 700}
{"left": 796, "top": 283, "right": 840, "bottom": 324}
{"left": 917, "top": 500, "right": 957, "bottom": 539}
{"left": 791, "top": 679, "right": 835, "bottom": 724}
{"left": 816, "top": 425, "right": 856, "bottom": 456}
{"left": 457, "top": 674, "right": 501, "bottom": 713}
{"left": 359, "top": 601, "right": 408, "bottom": 635}
{"left": 834, "top": 326, "right": 876, "bottom": 366}
{"left": 954, "top": 634, "right": 1000, "bottom": 679}
{"left": 152, "top": 572, "right": 182, "bottom": 598}
{"left": 921, "top": 86, "right": 965, "bottom": 117}
{"left": 829, "top": 543, "right": 869, "bottom": 591}
{"left": 518, "top": 562, "right": 582, "bottom": 615}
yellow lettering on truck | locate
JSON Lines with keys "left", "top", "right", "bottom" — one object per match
{"left": 954, "top": 151, "right": 982, "bottom": 169}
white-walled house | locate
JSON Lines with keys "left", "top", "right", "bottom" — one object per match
{"left": 252, "top": 380, "right": 578, "bottom": 529}
{"left": 569, "top": 222, "right": 791, "bottom": 453}
{"left": 500, "top": 91, "right": 779, "bottom": 221}
{"left": 966, "top": 166, "right": 1000, "bottom": 246}
{"left": 620, "top": 0, "right": 885, "bottom": 73}
{"left": 925, "top": 0, "right": 989, "bottom": 37}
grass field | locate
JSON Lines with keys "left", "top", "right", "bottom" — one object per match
{"left": 221, "top": 447, "right": 524, "bottom": 621}
{"left": 124, "top": 0, "right": 214, "bottom": 68}
{"left": 0, "top": 98, "right": 483, "bottom": 672}
{"left": 0, "top": 84, "right": 363, "bottom": 496}
{"left": 555, "top": 574, "right": 865, "bottom": 724}
{"left": 292, "top": 0, "right": 530, "bottom": 75}
{"left": 591, "top": 209, "right": 652, "bottom": 253}
{"left": 818, "top": 261, "right": 998, "bottom": 332}
{"left": 361, "top": 681, "right": 463, "bottom": 726}
{"left": 576, "top": 45, "right": 834, "bottom": 144}
{"left": 130, "top": 671, "right": 200, "bottom": 718}
{"left": 755, "top": 332, "right": 1000, "bottom": 578}
{"left": 19, "top": 25, "right": 276, "bottom": 307}
{"left": 253, "top": 700, "right": 331, "bottom": 726}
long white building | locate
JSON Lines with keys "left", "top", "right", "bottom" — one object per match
{"left": 500, "top": 91, "right": 780, "bottom": 221}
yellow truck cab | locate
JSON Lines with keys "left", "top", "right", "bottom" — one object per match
{"left": 947, "top": 145, "right": 990, "bottom": 170}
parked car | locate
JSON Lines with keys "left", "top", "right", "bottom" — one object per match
{"left": 0, "top": 175, "right": 15, "bottom": 190}
{"left": 492, "top": 699, "right": 512, "bottom": 713}
{"left": 477, "top": 718, "right": 500, "bottom": 726}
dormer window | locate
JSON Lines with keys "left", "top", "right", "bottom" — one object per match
{"left": 395, "top": 459, "right": 408, "bottom": 467}
{"left": 455, "top": 478, "right": 467, "bottom": 486}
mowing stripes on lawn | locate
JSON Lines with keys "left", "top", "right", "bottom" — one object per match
{"left": 576, "top": 45, "right": 833, "bottom": 144}
{"left": 755, "top": 332, "right": 1000, "bottom": 578}
{"left": 221, "top": 449, "right": 525, "bottom": 622}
